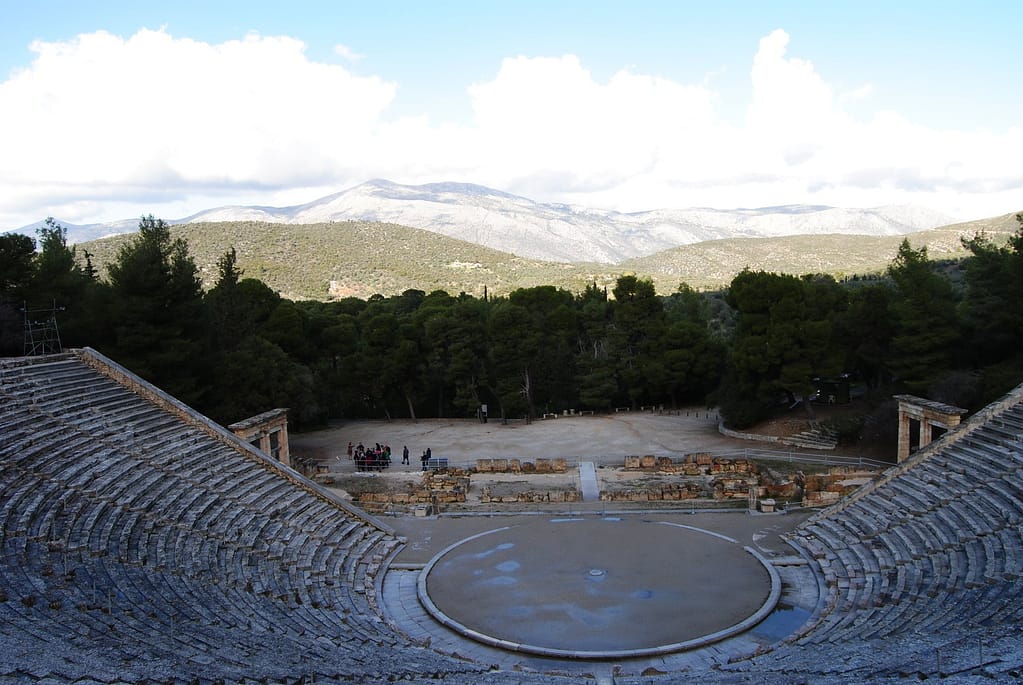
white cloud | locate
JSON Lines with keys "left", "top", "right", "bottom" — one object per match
{"left": 0, "top": 29, "right": 396, "bottom": 225}
{"left": 465, "top": 55, "right": 717, "bottom": 195}
{"left": 333, "top": 43, "right": 364, "bottom": 62}
{"left": 840, "top": 83, "right": 873, "bottom": 102}
{"left": 0, "top": 27, "right": 1020, "bottom": 229}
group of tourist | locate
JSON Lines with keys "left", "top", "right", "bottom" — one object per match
{"left": 347, "top": 442, "right": 392, "bottom": 471}
{"left": 345, "top": 442, "right": 436, "bottom": 471}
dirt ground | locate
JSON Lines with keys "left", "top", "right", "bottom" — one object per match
{"left": 291, "top": 411, "right": 810, "bottom": 509}
{"left": 290, "top": 409, "right": 764, "bottom": 468}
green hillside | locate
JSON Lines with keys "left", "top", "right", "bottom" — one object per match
{"left": 81, "top": 220, "right": 622, "bottom": 299}
{"left": 79, "top": 211, "right": 1021, "bottom": 299}
{"left": 622, "top": 211, "right": 1022, "bottom": 293}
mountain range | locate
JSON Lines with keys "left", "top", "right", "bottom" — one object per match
{"left": 15, "top": 179, "right": 957, "bottom": 264}
{"left": 73, "top": 210, "right": 1021, "bottom": 302}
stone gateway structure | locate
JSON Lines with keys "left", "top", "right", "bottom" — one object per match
{"left": 2, "top": 347, "right": 1023, "bottom": 682}
{"left": 894, "top": 394, "right": 968, "bottom": 462}
{"left": 229, "top": 407, "right": 291, "bottom": 466}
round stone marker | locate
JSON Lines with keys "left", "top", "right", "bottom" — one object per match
{"left": 418, "top": 518, "right": 778, "bottom": 658}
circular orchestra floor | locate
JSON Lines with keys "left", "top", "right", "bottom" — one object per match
{"left": 417, "top": 517, "right": 779, "bottom": 658}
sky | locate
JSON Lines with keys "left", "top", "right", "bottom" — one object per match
{"left": 1, "top": 0, "right": 1021, "bottom": 230}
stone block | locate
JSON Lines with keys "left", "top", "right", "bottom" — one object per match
{"left": 640, "top": 456, "right": 656, "bottom": 468}
{"left": 508, "top": 459, "right": 521, "bottom": 472}
{"left": 522, "top": 461, "right": 536, "bottom": 473}
{"left": 552, "top": 458, "right": 567, "bottom": 473}
{"left": 656, "top": 457, "right": 673, "bottom": 469}
{"left": 535, "top": 458, "right": 552, "bottom": 473}
{"left": 493, "top": 459, "right": 508, "bottom": 472}
{"left": 476, "top": 459, "right": 492, "bottom": 472}
{"left": 624, "top": 456, "right": 641, "bottom": 469}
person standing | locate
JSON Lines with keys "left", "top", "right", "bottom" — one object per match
{"left": 402, "top": 445, "right": 410, "bottom": 465}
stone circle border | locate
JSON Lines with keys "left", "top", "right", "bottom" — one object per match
{"left": 415, "top": 520, "right": 782, "bottom": 660}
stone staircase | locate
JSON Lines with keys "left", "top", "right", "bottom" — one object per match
{"left": 779, "top": 424, "right": 839, "bottom": 450}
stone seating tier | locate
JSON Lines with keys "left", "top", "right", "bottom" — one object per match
{"left": 785, "top": 387, "right": 1023, "bottom": 664}
{"left": 5, "top": 351, "right": 1023, "bottom": 682}
{"left": 1, "top": 352, "right": 503, "bottom": 682}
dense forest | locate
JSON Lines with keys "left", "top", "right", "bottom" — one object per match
{"left": 2, "top": 214, "right": 1022, "bottom": 447}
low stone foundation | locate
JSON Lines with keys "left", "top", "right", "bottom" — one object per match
{"left": 347, "top": 458, "right": 879, "bottom": 513}
{"left": 599, "top": 483, "right": 702, "bottom": 502}
{"left": 475, "top": 458, "right": 569, "bottom": 473}
{"left": 480, "top": 488, "right": 581, "bottom": 504}
{"left": 623, "top": 454, "right": 755, "bottom": 475}
{"left": 359, "top": 469, "right": 471, "bottom": 507}
{"left": 798, "top": 467, "right": 872, "bottom": 507}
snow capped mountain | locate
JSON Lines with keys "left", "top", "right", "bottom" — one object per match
{"left": 16, "top": 180, "right": 957, "bottom": 264}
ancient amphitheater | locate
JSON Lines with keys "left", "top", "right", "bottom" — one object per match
{"left": 2, "top": 348, "right": 1023, "bottom": 683}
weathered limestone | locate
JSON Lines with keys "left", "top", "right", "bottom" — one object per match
{"left": 479, "top": 488, "right": 581, "bottom": 504}
{"left": 599, "top": 482, "right": 702, "bottom": 502}
{"left": 358, "top": 469, "right": 471, "bottom": 508}
{"left": 229, "top": 408, "right": 291, "bottom": 467}
{"left": 610, "top": 456, "right": 873, "bottom": 507}
{"left": 622, "top": 454, "right": 754, "bottom": 476}
{"left": 7, "top": 351, "right": 1023, "bottom": 681}
{"left": 894, "top": 394, "right": 967, "bottom": 462}
{"left": 474, "top": 458, "right": 568, "bottom": 473}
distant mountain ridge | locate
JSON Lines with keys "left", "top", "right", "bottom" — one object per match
{"left": 13, "top": 179, "right": 957, "bottom": 263}
{"left": 75, "top": 211, "right": 1021, "bottom": 301}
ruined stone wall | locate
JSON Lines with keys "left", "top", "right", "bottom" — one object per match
{"left": 480, "top": 488, "right": 581, "bottom": 504}
{"left": 599, "top": 482, "right": 703, "bottom": 502}
{"left": 798, "top": 467, "right": 874, "bottom": 507}
{"left": 622, "top": 453, "right": 755, "bottom": 475}
{"left": 358, "top": 469, "right": 471, "bottom": 507}
{"left": 474, "top": 458, "right": 570, "bottom": 473}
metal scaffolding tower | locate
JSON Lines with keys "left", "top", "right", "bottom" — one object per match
{"left": 23, "top": 302, "right": 64, "bottom": 356}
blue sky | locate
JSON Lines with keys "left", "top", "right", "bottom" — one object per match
{"left": 1, "top": 1, "right": 1020, "bottom": 228}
